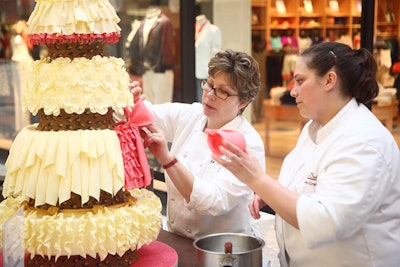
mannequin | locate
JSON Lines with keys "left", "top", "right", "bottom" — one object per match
{"left": 125, "top": 19, "right": 141, "bottom": 53}
{"left": 10, "top": 20, "right": 33, "bottom": 62}
{"left": 10, "top": 20, "right": 32, "bottom": 132}
{"left": 298, "top": 29, "right": 312, "bottom": 53}
{"left": 0, "top": 24, "right": 12, "bottom": 95}
{"left": 195, "top": 14, "right": 221, "bottom": 102}
{"left": 125, "top": 19, "right": 142, "bottom": 85}
{"left": 128, "top": 7, "right": 175, "bottom": 104}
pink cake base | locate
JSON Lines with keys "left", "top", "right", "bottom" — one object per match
{"left": 0, "top": 241, "right": 178, "bottom": 267}
{"left": 131, "top": 241, "right": 178, "bottom": 267}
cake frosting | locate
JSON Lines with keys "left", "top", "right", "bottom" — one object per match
{"left": 3, "top": 125, "right": 125, "bottom": 206}
{"left": 23, "top": 56, "right": 131, "bottom": 116}
{"left": 27, "top": 0, "right": 121, "bottom": 45}
{"left": 0, "top": 188, "right": 161, "bottom": 260}
{"left": 0, "top": 0, "right": 162, "bottom": 266}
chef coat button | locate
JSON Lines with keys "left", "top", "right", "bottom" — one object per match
{"left": 170, "top": 219, "right": 174, "bottom": 224}
{"left": 186, "top": 228, "right": 191, "bottom": 233}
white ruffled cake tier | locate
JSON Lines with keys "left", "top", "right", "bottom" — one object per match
{"left": 27, "top": 0, "right": 121, "bottom": 44}
{"left": 0, "top": 188, "right": 162, "bottom": 261}
{"left": 22, "top": 55, "right": 133, "bottom": 116}
{"left": 3, "top": 125, "right": 126, "bottom": 206}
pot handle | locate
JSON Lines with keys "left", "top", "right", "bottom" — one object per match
{"left": 221, "top": 242, "right": 236, "bottom": 267}
{"left": 221, "top": 255, "right": 236, "bottom": 267}
{"left": 225, "top": 242, "right": 232, "bottom": 254}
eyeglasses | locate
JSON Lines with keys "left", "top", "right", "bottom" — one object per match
{"left": 201, "top": 80, "right": 239, "bottom": 100}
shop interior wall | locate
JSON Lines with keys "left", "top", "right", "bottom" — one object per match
{"left": 213, "top": 0, "right": 253, "bottom": 121}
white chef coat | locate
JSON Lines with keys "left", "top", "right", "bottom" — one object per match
{"left": 276, "top": 98, "right": 400, "bottom": 267}
{"left": 148, "top": 102, "right": 266, "bottom": 239}
{"left": 195, "top": 18, "right": 221, "bottom": 80}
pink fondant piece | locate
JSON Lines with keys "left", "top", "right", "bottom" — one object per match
{"left": 131, "top": 241, "right": 178, "bottom": 267}
{"left": 129, "top": 98, "right": 156, "bottom": 126}
{"left": 205, "top": 129, "right": 246, "bottom": 156}
{"left": 28, "top": 32, "right": 121, "bottom": 45}
{"left": 115, "top": 98, "right": 155, "bottom": 189}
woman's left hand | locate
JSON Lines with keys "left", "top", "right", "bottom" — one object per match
{"left": 129, "top": 80, "right": 145, "bottom": 101}
{"left": 249, "top": 194, "right": 266, "bottom": 219}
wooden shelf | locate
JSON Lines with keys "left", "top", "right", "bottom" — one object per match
{"left": 252, "top": 0, "right": 400, "bottom": 51}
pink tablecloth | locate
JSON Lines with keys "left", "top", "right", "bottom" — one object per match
{"left": 0, "top": 241, "right": 178, "bottom": 267}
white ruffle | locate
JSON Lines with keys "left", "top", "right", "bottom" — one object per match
{"left": 22, "top": 55, "right": 133, "bottom": 116}
{"left": 0, "top": 188, "right": 162, "bottom": 261}
{"left": 27, "top": 0, "right": 121, "bottom": 35}
{"left": 3, "top": 125, "right": 125, "bottom": 206}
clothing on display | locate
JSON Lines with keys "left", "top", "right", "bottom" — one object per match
{"left": 280, "top": 30, "right": 298, "bottom": 53}
{"left": 195, "top": 14, "right": 221, "bottom": 102}
{"left": 128, "top": 7, "right": 175, "bottom": 104}
{"left": 266, "top": 51, "right": 284, "bottom": 91}
{"left": 125, "top": 19, "right": 141, "bottom": 53}
{"left": 270, "top": 35, "right": 282, "bottom": 52}
{"left": 298, "top": 36, "right": 312, "bottom": 53}
{"left": 309, "top": 29, "right": 323, "bottom": 45}
{"left": 281, "top": 53, "right": 298, "bottom": 85}
{"left": 9, "top": 20, "right": 32, "bottom": 132}
{"left": 335, "top": 34, "right": 353, "bottom": 48}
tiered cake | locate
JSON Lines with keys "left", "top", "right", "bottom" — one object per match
{"left": 0, "top": 0, "right": 162, "bottom": 266}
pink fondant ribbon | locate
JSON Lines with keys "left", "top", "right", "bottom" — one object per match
{"left": 114, "top": 99, "right": 154, "bottom": 189}
{"left": 28, "top": 33, "right": 121, "bottom": 45}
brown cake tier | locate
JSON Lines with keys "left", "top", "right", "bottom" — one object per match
{"left": 26, "top": 188, "right": 136, "bottom": 211}
{"left": 26, "top": 248, "right": 139, "bottom": 267}
{"left": 46, "top": 41, "right": 106, "bottom": 60}
{"left": 36, "top": 108, "right": 117, "bottom": 131}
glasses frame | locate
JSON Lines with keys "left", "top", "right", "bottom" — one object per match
{"left": 200, "top": 80, "right": 239, "bottom": 100}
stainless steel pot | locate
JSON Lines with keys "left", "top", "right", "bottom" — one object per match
{"left": 193, "top": 233, "right": 265, "bottom": 267}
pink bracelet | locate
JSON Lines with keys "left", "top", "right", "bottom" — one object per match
{"left": 163, "top": 158, "right": 178, "bottom": 169}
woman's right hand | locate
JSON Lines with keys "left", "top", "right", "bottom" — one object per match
{"left": 141, "top": 124, "right": 174, "bottom": 166}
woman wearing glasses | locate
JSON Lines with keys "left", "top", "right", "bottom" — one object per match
{"left": 213, "top": 42, "right": 400, "bottom": 266}
{"left": 129, "top": 49, "right": 265, "bottom": 240}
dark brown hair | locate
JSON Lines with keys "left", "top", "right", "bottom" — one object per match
{"left": 208, "top": 49, "right": 261, "bottom": 114}
{"left": 301, "top": 42, "right": 379, "bottom": 105}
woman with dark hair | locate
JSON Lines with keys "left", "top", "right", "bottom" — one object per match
{"left": 213, "top": 42, "right": 400, "bottom": 266}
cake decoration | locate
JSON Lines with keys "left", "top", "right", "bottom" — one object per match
{"left": 115, "top": 98, "right": 155, "bottom": 189}
{"left": 0, "top": 0, "right": 163, "bottom": 266}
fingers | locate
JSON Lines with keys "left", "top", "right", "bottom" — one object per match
{"left": 148, "top": 132, "right": 160, "bottom": 138}
{"left": 249, "top": 203, "right": 261, "bottom": 219}
{"left": 129, "top": 80, "right": 143, "bottom": 97}
{"left": 142, "top": 126, "right": 164, "bottom": 142}
{"left": 145, "top": 124, "right": 160, "bottom": 134}
{"left": 139, "top": 128, "right": 150, "bottom": 139}
{"left": 129, "top": 80, "right": 140, "bottom": 89}
{"left": 219, "top": 139, "right": 247, "bottom": 158}
{"left": 143, "top": 131, "right": 161, "bottom": 148}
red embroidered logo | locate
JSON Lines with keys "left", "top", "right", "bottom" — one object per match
{"left": 304, "top": 172, "right": 317, "bottom": 186}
